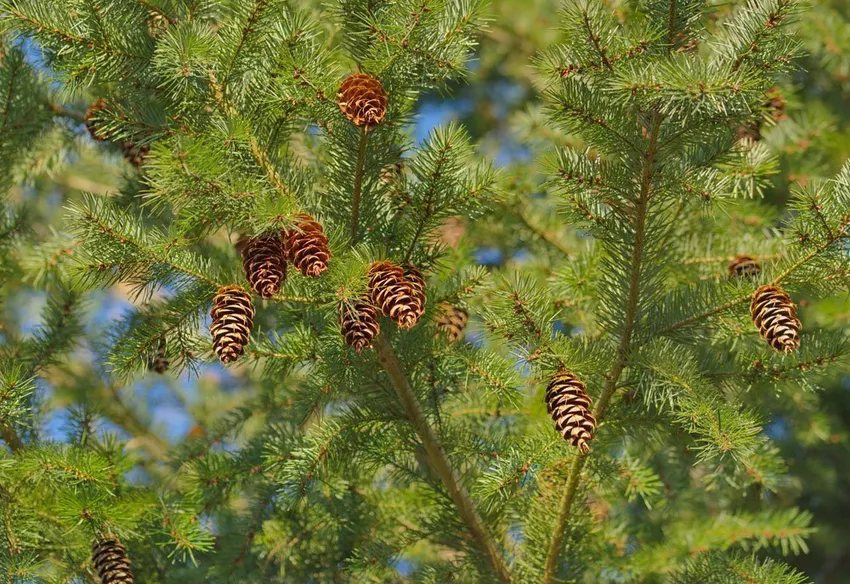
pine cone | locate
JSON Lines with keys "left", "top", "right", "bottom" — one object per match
{"left": 545, "top": 370, "right": 596, "bottom": 454}
{"left": 728, "top": 254, "right": 762, "bottom": 278}
{"left": 284, "top": 214, "right": 330, "bottom": 278}
{"left": 339, "top": 298, "right": 381, "bottom": 352}
{"left": 92, "top": 537, "right": 134, "bottom": 584}
{"left": 381, "top": 161, "right": 404, "bottom": 185}
{"left": 337, "top": 73, "right": 388, "bottom": 128}
{"left": 85, "top": 99, "right": 110, "bottom": 141}
{"left": 368, "top": 261, "right": 421, "bottom": 330}
{"left": 750, "top": 285, "right": 801, "bottom": 352}
{"left": 210, "top": 285, "right": 255, "bottom": 363}
{"left": 403, "top": 265, "right": 427, "bottom": 322}
{"left": 148, "top": 338, "right": 168, "bottom": 374}
{"left": 764, "top": 87, "right": 787, "bottom": 124}
{"left": 435, "top": 303, "right": 468, "bottom": 343}
{"left": 121, "top": 141, "right": 150, "bottom": 169}
{"left": 242, "top": 234, "right": 287, "bottom": 297}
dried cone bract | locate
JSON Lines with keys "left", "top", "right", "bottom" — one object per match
{"left": 148, "top": 338, "right": 168, "bottom": 374}
{"left": 368, "top": 261, "right": 421, "bottom": 330}
{"left": 337, "top": 73, "right": 387, "bottom": 128}
{"left": 92, "top": 537, "right": 134, "bottom": 584}
{"left": 210, "top": 286, "right": 255, "bottom": 363}
{"left": 85, "top": 99, "right": 110, "bottom": 141}
{"left": 403, "top": 265, "right": 427, "bottom": 323}
{"left": 242, "top": 234, "right": 287, "bottom": 297}
{"left": 284, "top": 214, "right": 330, "bottom": 278}
{"left": 728, "top": 254, "right": 762, "bottom": 278}
{"left": 435, "top": 303, "right": 468, "bottom": 343}
{"left": 121, "top": 141, "right": 150, "bottom": 169}
{"left": 545, "top": 370, "right": 596, "bottom": 454}
{"left": 340, "top": 298, "right": 381, "bottom": 352}
{"left": 750, "top": 285, "right": 801, "bottom": 352}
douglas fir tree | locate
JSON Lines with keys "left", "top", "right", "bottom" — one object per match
{"left": 0, "top": 0, "right": 849, "bottom": 582}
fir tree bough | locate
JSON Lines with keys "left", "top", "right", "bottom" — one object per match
{"left": 0, "top": 0, "right": 849, "bottom": 582}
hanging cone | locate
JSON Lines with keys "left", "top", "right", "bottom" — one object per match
{"left": 368, "top": 261, "right": 421, "bottom": 330}
{"left": 337, "top": 73, "right": 388, "bottom": 128}
{"left": 92, "top": 536, "right": 134, "bottom": 584}
{"left": 210, "top": 285, "right": 255, "bottom": 363}
{"left": 435, "top": 303, "right": 468, "bottom": 343}
{"left": 545, "top": 370, "right": 596, "bottom": 454}
{"left": 148, "top": 337, "right": 168, "bottom": 374}
{"left": 85, "top": 99, "right": 110, "bottom": 141}
{"left": 284, "top": 214, "right": 330, "bottom": 278}
{"left": 339, "top": 298, "right": 381, "bottom": 352}
{"left": 403, "top": 265, "right": 427, "bottom": 322}
{"left": 728, "top": 254, "right": 762, "bottom": 278}
{"left": 750, "top": 285, "right": 801, "bottom": 352}
{"left": 241, "top": 234, "right": 287, "bottom": 297}
{"left": 120, "top": 141, "right": 150, "bottom": 170}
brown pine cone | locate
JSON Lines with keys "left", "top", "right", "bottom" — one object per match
{"left": 210, "top": 285, "right": 255, "bottom": 363}
{"left": 337, "top": 73, "right": 388, "bottom": 128}
{"left": 284, "top": 214, "right": 330, "bottom": 278}
{"left": 728, "top": 254, "right": 762, "bottom": 278}
{"left": 242, "top": 234, "right": 287, "bottom": 297}
{"left": 368, "top": 261, "right": 421, "bottom": 330}
{"left": 92, "top": 536, "right": 134, "bottom": 584}
{"left": 545, "top": 370, "right": 596, "bottom": 454}
{"left": 750, "top": 285, "right": 801, "bottom": 352}
{"left": 403, "top": 265, "right": 427, "bottom": 321}
{"left": 148, "top": 338, "right": 168, "bottom": 374}
{"left": 435, "top": 303, "right": 468, "bottom": 343}
{"left": 85, "top": 99, "right": 110, "bottom": 141}
{"left": 121, "top": 141, "right": 150, "bottom": 169}
{"left": 339, "top": 298, "right": 381, "bottom": 352}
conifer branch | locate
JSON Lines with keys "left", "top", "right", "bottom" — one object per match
{"left": 373, "top": 334, "right": 513, "bottom": 584}
{"left": 542, "top": 110, "right": 663, "bottom": 584}
{"left": 350, "top": 127, "right": 368, "bottom": 243}
{"left": 207, "top": 72, "right": 294, "bottom": 200}
{"left": 656, "top": 219, "right": 849, "bottom": 339}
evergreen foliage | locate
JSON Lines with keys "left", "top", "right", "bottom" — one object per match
{"left": 1, "top": 0, "right": 849, "bottom": 582}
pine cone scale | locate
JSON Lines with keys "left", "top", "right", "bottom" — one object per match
{"left": 92, "top": 537, "right": 134, "bottom": 584}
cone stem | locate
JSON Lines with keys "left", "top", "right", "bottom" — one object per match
{"left": 373, "top": 335, "right": 513, "bottom": 584}
{"left": 350, "top": 127, "right": 369, "bottom": 244}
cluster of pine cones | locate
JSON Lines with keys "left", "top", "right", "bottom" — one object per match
{"left": 726, "top": 254, "right": 802, "bottom": 353}
{"left": 209, "top": 215, "right": 330, "bottom": 364}
{"left": 339, "top": 262, "right": 472, "bottom": 353}
{"left": 544, "top": 254, "right": 803, "bottom": 455}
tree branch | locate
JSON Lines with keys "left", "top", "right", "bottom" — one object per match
{"left": 373, "top": 334, "right": 513, "bottom": 584}
{"left": 350, "top": 127, "right": 368, "bottom": 243}
{"left": 542, "top": 110, "right": 663, "bottom": 584}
